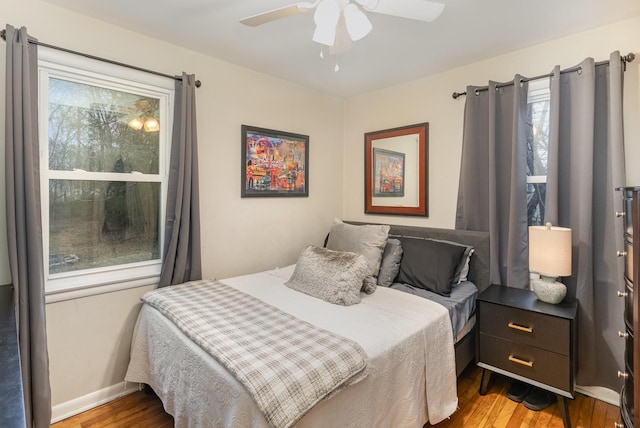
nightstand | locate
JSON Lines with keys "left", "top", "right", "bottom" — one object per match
{"left": 477, "top": 285, "right": 578, "bottom": 428}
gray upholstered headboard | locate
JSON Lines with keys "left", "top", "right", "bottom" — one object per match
{"left": 346, "top": 221, "right": 491, "bottom": 293}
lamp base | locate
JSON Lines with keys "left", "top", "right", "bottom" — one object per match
{"left": 531, "top": 278, "right": 566, "bottom": 304}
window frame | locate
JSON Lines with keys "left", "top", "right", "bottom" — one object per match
{"left": 38, "top": 48, "right": 174, "bottom": 301}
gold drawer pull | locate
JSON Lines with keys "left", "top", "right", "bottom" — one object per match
{"left": 617, "top": 251, "right": 627, "bottom": 257}
{"left": 618, "top": 331, "right": 629, "bottom": 338}
{"left": 509, "top": 355, "right": 534, "bottom": 367}
{"left": 615, "top": 422, "right": 624, "bottom": 428}
{"left": 618, "top": 371, "right": 629, "bottom": 380}
{"left": 508, "top": 322, "right": 533, "bottom": 333}
{"left": 617, "top": 290, "right": 628, "bottom": 298}
{"left": 616, "top": 211, "right": 625, "bottom": 218}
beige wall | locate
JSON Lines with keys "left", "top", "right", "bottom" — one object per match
{"left": 0, "top": 0, "right": 344, "bottom": 407}
{"left": 1, "top": 0, "right": 639, "bottom": 415}
{"left": 343, "top": 16, "right": 640, "bottom": 227}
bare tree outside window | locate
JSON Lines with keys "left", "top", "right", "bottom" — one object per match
{"left": 526, "top": 79, "right": 550, "bottom": 226}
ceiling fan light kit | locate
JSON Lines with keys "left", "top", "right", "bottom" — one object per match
{"left": 240, "top": 0, "right": 445, "bottom": 61}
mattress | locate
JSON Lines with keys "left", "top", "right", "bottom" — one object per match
{"left": 125, "top": 265, "right": 458, "bottom": 427}
{"left": 389, "top": 280, "right": 478, "bottom": 339}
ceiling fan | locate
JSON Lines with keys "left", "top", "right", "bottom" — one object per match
{"left": 240, "top": 0, "right": 445, "bottom": 51}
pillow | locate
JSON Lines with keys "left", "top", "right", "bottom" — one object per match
{"left": 457, "top": 248, "right": 474, "bottom": 283}
{"left": 326, "top": 219, "right": 390, "bottom": 294}
{"left": 377, "top": 238, "right": 403, "bottom": 286}
{"left": 396, "top": 237, "right": 467, "bottom": 296}
{"left": 428, "top": 238, "right": 474, "bottom": 285}
{"left": 285, "top": 245, "right": 368, "bottom": 306}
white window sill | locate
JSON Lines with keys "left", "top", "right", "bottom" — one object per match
{"left": 45, "top": 276, "right": 159, "bottom": 304}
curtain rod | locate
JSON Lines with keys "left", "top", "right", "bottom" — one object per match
{"left": 0, "top": 29, "right": 201, "bottom": 88}
{"left": 451, "top": 52, "right": 635, "bottom": 100}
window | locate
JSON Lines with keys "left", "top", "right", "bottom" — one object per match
{"left": 526, "top": 78, "right": 551, "bottom": 226}
{"left": 38, "top": 49, "right": 173, "bottom": 295}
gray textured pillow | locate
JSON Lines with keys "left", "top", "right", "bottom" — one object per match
{"left": 377, "top": 238, "right": 403, "bottom": 286}
{"left": 326, "top": 219, "right": 390, "bottom": 294}
{"left": 285, "top": 246, "right": 368, "bottom": 306}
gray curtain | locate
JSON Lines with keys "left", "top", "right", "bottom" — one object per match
{"left": 4, "top": 25, "right": 52, "bottom": 427}
{"left": 545, "top": 52, "right": 626, "bottom": 389}
{"left": 159, "top": 73, "right": 202, "bottom": 286}
{"left": 455, "top": 77, "right": 530, "bottom": 287}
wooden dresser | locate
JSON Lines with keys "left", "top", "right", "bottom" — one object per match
{"left": 617, "top": 187, "right": 640, "bottom": 428}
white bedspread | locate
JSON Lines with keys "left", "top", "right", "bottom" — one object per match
{"left": 125, "top": 265, "right": 458, "bottom": 427}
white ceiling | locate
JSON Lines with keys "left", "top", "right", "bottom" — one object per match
{"left": 43, "top": 0, "right": 640, "bottom": 98}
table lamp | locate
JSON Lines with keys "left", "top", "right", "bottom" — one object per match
{"left": 528, "top": 222, "right": 572, "bottom": 304}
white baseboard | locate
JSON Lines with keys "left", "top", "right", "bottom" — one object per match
{"left": 48, "top": 381, "right": 620, "bottom": 423}
{"left": 51, "top": 381, "right": 140, "bottom": 423}
{"left": 576, "top": 384, "right": 620, "bottom": 406}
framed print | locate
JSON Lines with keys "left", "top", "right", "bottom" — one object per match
{"left": 241, "top": 125, "right": 309, "bottom": 197}
{"left": 372, "top": 148, "right": 405, "bottom": 197}
{"left": 364, "top": 123, "right": 428, "bottom": 216}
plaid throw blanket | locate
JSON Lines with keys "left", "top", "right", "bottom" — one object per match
{"left": 141, "top": 279, "right": 369, "bottom": 428}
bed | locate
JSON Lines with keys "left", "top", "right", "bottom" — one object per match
{"left": 125, "top": 221, "right": 490, "bottom": 427}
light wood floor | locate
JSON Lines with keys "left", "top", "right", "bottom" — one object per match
{"left": 432, "top": 366, "right": 622, "bottom": 428}
{"left": 51, "top": 389, "right": 174, "bottom": 428}
{"left": 51, "top": 366, "right": 621, "bottom": 427}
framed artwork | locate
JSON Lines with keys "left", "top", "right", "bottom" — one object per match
{"left": 241, "top": 125, "right": 309, "bottom": 197}
{"left": 364, "top": 123, "right": 428, "bottom": 216}
{"left": 372, "top": 148, "right": 405, "bottom": 197}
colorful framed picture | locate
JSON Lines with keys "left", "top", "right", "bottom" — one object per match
{"left": 241, "top": 125, "right": 309, "bottom": 197}
{"left": 372, "top": 148, "right": 405, "bottom": 197}
{"left": 365, "top": 123, "right": 428, "bottom": 216}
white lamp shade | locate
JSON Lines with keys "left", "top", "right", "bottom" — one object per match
{"left": 313, "top": 0, "right": 340, "bottom": 46}
{"left": 313, "top": 24, "right": 337, "bottom": 46}
{"left": 529, "top": 224, "right": 572, "bottom": 277}
{"left": 343, "top": 4, "right": 372, "bottom": 41}
{"left": 314, "top": 0, "right": 340, "bottom": 27}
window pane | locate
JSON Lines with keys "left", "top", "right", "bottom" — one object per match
{"left": 526, "top": 78, "right": 550, "bottom": 226}
{"left": 527, "top": 183, "right": 546, "bottom": 226}
{"left": 49, "top": 179, "right": 160, "bottom": 274}
{"left": 526, "top": 80, "right": 550, "bottom": 177}
{"left": 48, "top": 78, "right": 160, "bottom": 174}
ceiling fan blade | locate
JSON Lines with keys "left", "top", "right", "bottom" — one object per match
{"left": 364, "top": 0, "right": 445, "bottom": 22}
{"left": 240, "top": 2, "right": 315, "bottom": 27}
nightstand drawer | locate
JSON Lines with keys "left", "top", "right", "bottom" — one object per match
{"left": 479, "top": 301, "right": 570, "bottom": 355}
{"left": 479, "top": 333, "right": 571, "bottom": 392}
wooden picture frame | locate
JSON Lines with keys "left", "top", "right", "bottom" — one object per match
{"left": 241, "top": 125, "right": 309, "bottom": 197}
{"left": 364, "top": 123, "right": 428, "bottom": 216}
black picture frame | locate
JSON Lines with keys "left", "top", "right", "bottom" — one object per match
{"left": 241, "top": 125, "right": 309, "bottom": 197}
